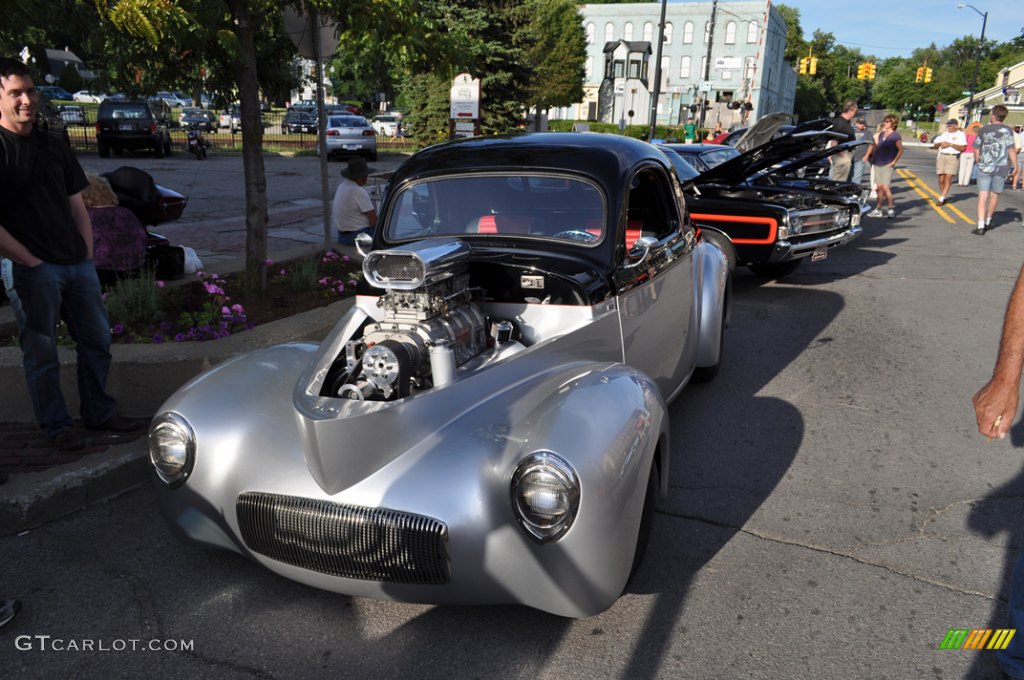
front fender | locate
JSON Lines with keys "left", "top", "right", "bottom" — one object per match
{"left": 695, "top": 239, "right": 730, "bottom": 369}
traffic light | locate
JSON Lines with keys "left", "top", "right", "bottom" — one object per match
{"left": 808, "top": 57, "right": 818, "bottom": 75}
{"left": 924, "top": 67, "right": 933, "bottom": 83}
{"left": 915, "top": 67, "right": 924, "bottom": 83}
{"left": 866, "top": 63, "right": 876, "bottom": 80}
{"left": 799, "top": 57, "right": 808, "bottom": 75}
{"left": 857, "top": 63, "right": 867, "bottom": 80}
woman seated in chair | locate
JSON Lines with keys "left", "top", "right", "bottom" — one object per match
{"left": 82, "top": 174, "right": 148, "bottom": 284}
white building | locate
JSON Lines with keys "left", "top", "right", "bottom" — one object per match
{"left": 561, "top": 1, "right": 795, "bottom": 130}
{"left": 942, "top": 59, "right": 1024, "bottom": 129}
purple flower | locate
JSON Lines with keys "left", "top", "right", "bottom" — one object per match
{"left": 155, "top": 280, "right": 166, "bottom": 289}
{"left": 160, "top": 321, "right": 172, "bottom": 331}
{"left": 203, "top": 282, "right": 225, "bottom": 296}
{"left": 231, "top": 303, "right": 245, "bottom": 314}
{"left": 174, "top": 333, "right": 186, "bottom": 342}
{"left": 342, "top": 255, "right": 350, "bottom": 263}
{"left": 112, "top": 323, "right": 124, "bottom": 335}
{"left": 265, "top": 259, "right": 274, "bottom": 266}
{"left": 152, "top": 334, "right": 164, "bottom": 344}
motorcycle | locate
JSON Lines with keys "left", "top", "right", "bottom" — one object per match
{"left": 186, "top": 124, "right": 208, "bottom": 160}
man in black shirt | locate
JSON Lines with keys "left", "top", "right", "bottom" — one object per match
{"left": 0, "top": 58, "right": 143, "bottom": 449}
{"left": 828, "top": 99, "right": 858, "bottom": 182}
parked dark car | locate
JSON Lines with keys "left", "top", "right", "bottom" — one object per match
{"left": 282, "top": 108, "right": 316, "bottom": 134}
{"left": 178, "top": 106, "right": 216, "bottom": 132}
{"left": 658, "top": 119, "right": 866, "bottom": 278}
{"left": 95, "top": 100, "right": 172, "bottom": 158}
{"left": 147, "top": 133, "right": 731, "bottom": 617}
{"left": 57, "top": 104, "right": 87, "bottom": 126}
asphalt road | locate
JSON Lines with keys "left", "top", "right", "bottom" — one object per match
{"left": 3, "top": 144, "right": 1024, "bottom": 679}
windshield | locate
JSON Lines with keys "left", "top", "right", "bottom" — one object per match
{"left": 328, "top": 116, "right": 367, "bottom": 128}
{"left": 386, "top": 173, "right": 606, "bottom": 245}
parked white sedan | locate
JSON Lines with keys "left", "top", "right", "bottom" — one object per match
{"left": 72, "top": 90, "right": 104, "bottom": 103}
{"left": 320, "top": 114, "right": 377, "bottom": 161}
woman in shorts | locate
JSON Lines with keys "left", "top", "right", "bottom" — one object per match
{"left": 864, "top": 114, "right": 904, "bottom": 219}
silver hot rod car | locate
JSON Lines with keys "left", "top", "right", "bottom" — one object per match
{"left": 148, "top": 133, "right": 730, "bottom": 617}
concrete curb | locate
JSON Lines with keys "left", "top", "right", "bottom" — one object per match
{"left": 0, "top": 296, "right": 354, "bottom": 534}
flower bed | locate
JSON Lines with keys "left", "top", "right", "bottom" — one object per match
{"left": 1, "top": 251, "right": 362, "bottom": 346}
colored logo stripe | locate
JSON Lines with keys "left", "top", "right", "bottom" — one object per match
{"left": 940, "top": 628, "right": 1016, "bottom": 650}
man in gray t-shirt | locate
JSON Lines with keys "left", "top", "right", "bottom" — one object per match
{"left": 971, "top": 105, "right": 1019, "bottom": 235}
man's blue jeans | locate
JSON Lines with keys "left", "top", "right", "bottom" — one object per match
{"left": 850, "top": 159, "right": 866, "bottom": 186}
{"left": 9, "top": 260, "right": 115, "bottom": 434}
{"left": 999, "top": 547, "right": 1024, "bottom": 678}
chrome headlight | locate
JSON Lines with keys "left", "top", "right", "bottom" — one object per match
{"left": 835, "top": 208, "right": 851, "bottom": 229}
{"left": 148, "top": 412, "right": 195, "bottom": 488}
{"left": 511, "top": 451, "right": 580, "bottom": 543}
{"left": 787, "top": 214, "right": 803, "bottom": 236}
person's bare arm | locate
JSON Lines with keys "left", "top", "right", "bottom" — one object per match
{"left": 0, "top": 224, "right": 41, "bottom": 266}
{"left": 974, "top": 263, "right": 1024, "bottom": 439}
{"left": 68, "top": 191, "right": 94, "bottom": 260}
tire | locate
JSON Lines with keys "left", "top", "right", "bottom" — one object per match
{"left": 164, "top": 137, "right": 173, "bottom": 157}
{"left": 692, "top": 300, "right": 725, "bottom": 383}
{"left": 701, "top": 229, "right": 736, "bottom": 273}
{"left": 627, "top": 461, "right": 658, "bottom": 586}
{"left": 154, "top": 140, "right": 164, "bottom": 158}
{"left": 98, "top": 142, "right": 110, "bottom": 158}
{"left": 748, "top": 259, "right": 803, "bottom": 279}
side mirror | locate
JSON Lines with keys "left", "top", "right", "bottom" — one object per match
{"left": 624, "top": 235, "right": 658, "bottom": 268}
{"left": 355, "top": 232, "right": 373, "bottom": 258}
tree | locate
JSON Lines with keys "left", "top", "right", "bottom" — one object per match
{"left": 522, "top": 0, "right": 586, "bottom": 128}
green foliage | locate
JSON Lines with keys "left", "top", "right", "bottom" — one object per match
{"left": 287, "top": 256, "right": 320, "bottom": 293}
{"left": 58, "top": 63, "right": 83, "bottom": 93}
{"left": 103, "top": 271, "right": 160, "bottom": 329}
{"left": 522, "top": 0, "right": 586, "bottom": 115}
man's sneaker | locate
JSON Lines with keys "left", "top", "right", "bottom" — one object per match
{"left": 986, "top": 217, "right": 992, "bottom": 227}
{"left": 938, "top": 195, "right": 945, "bottom": 204}
{"left": 887, "top": 209, "right": 896, "bottom": 219}
{"left": 867, "top": 208, "right": 884, "bottom": 217}
{"left": 52, "top": 429, "right": 85, "bottom": 451}
{"left": 84, "top": 414, "right": 149, "bottom": 433}
{"left": 973, "top": 224, "right": 986, "bottom": 235}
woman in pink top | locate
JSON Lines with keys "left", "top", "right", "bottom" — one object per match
{"left": 960, "top": 128, "right": 978, "bottom": 186}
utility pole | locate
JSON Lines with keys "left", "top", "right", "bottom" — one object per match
{"left": 647, "top": 0, "right": 669, "bottom": 140}
{"left": 698, "top": 0, "right": 718, "bottom": 133}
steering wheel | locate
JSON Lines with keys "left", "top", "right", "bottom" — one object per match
{"left": 552, "top": 229, "right": 599, "bottom": 243}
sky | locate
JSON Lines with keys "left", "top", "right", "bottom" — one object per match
{"left": 786, "top": 0, "right": 1023, "bottom": 59}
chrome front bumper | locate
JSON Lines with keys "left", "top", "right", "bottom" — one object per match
{"left": 770, "top": 224, "right": 863, "bottom": 262}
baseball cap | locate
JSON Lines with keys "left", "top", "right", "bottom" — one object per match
{"left": 946, "top": 119, "right": 958, "bottom": 126}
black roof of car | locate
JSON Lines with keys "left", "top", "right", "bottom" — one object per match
{"left": 381, "top": 133, "right": 678, "bottom": 265}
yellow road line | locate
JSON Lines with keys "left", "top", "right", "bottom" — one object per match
{"left": 897, "top": 168, "right": 974, "bottom": 224}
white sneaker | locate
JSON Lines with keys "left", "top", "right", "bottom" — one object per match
{"left": 887, "top": 209, "right": 896, "bottom": 219}
{"left": 867, "top": 208, "right": 884, "bottom": 218}
{"left": 938, "top": 195, "right": 945, "bottom": 204}
{"left": 986, "top": 217, "right": 992, "bottom": 226}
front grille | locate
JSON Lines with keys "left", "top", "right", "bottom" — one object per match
{"left": 237, "top": 492, "right": 450, "bottom": 585}
{"left": 792, "top": 208, "right": 841, "bottom": 236}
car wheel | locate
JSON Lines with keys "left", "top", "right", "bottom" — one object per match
{"left": 164, "top": 137, "right": 173, "bottom": 157}
{"left": 98, "top": 142, "right": 110, "bottom": 158}
{"left": 701, "top": 229, "right": 736, "bottom": 273}
{"left": 154, "top": 141, "right": 164, "bottom": 158}
{"left": 627, "top": 461, "right": 658, "bottom": 586}
{"left": 748, "top": 259, "right": 802, "bottom": 279}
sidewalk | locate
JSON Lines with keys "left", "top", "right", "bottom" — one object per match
{"left": 0, "top": 201, "right": 360, "bottom": 535}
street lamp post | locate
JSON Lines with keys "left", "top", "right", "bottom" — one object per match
{"left": 699, "top": 0, "right": 719, "bottom": 133}
{"left": 647, "top": 0, "right": 669, "bottom": 140}
{"left": 957, "top": 3, "right": 988, "bottom": 125}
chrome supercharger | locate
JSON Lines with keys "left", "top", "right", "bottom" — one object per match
{"left": 335, "top": 239, "right": 491, "bottom": 401}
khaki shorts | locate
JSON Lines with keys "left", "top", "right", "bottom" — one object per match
{"left": 936, "top": 154, "right": 960, "bottom": 175}
{"left": 874, "top": 164, "right": 895, "bottom": 186}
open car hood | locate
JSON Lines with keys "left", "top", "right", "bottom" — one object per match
{"left": 732, "top": 112, "right": 792, "bottom": 152}
{"left": 695, "top": 118, "right": 852, "bottom": 186}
